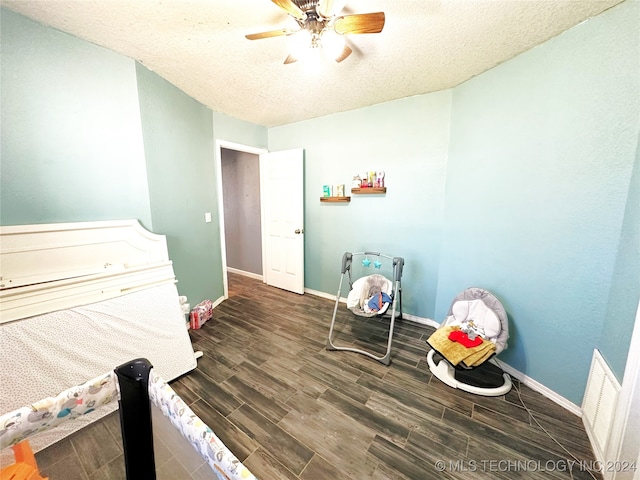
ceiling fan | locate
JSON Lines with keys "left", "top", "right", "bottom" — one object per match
{"left": 246, "top": 0, "right": 385, "bottom": 63}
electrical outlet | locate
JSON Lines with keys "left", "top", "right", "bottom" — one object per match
{"left": 205, "top": 212, "right": 212, "bottom": 223}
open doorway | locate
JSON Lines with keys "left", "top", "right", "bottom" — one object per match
{"left": 216, "top": 141, "right": 305, "bottom": 298}
{"left": 215, "top": 140, "right": 267, "bottom": 298}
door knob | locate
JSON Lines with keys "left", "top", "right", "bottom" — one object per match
{"left": 295, "top": 228, "right": 304, "bottom": 234}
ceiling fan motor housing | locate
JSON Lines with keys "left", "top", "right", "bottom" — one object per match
{"left": 247, "top": 1, "right": 385, "bottom": 63}
{"left": 294, "top": 0, "right": 322, "bottom": 15}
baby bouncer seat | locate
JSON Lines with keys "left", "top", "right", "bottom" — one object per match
{"left": 326, "top": 251, "right": 403, "bottom": 365}
{"left": 426, "top": 287, "right": 512, "bottom": 396}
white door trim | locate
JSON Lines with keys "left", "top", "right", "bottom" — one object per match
{"left": 606, "top": 298, "right": 640, "bottom": 480}
{"left": 215, "top": 140, "right": 268, "bottom": 299}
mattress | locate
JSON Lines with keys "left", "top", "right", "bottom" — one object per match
{"left": 0, "top": 282, "right": 197, "bottom": 457}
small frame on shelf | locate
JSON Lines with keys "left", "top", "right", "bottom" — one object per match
{"left": 351, "top": 187, "right": 387, "bottom": 194}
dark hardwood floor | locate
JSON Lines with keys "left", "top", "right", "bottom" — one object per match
{"left": 34, "top": 272, "right": 602, "bottom": 479}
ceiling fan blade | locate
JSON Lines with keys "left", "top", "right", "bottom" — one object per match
{"left": 271, "top": 0, "right": 305, "bottom": 20}
{"left": 334, "top": 12, "right": 385, "bottom": 35}
{"left": 334, "top": 44, "right": 352, "bottom": 63}
{"left": 316, "top": 0, "right": 346, "bottom": 18}
{"left": 245, "top": 29, "right": 290, "bottom": 40}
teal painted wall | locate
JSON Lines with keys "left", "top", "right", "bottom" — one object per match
{"left": 0, "top": 8, "right": 267, "bottom": 307}
{"left": 1, "top": 1, "right": 638, "bottom": 406}
{"left": 269, "top": 92, "right": 452, "bottom": 320}
{"left": 599, "top": 132, "right": 640, "bottom": 378}
{"left": 0, "top": 9, "right": 152, "bottom": 227}
{"left": 437, "top": 0, "right": 639, "bottom": 403}
{"left": 269, "top": 0, "right": 639, "bottom": 404}
{"left": 136, "top": 64, "right": 221, "bottom": 304}
{"left": 212, "top": 111, "right": 267, "bottom": 149}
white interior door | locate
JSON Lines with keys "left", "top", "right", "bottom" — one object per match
{"left": 260, "top": 148, "right": 304, "bottom": 294}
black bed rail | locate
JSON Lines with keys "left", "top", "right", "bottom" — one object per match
{"left": 114, "top": 358, "right": 156, "bottom": 480}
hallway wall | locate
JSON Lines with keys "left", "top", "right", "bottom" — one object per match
{"left": 221, "top": 148, "right": 263, "bottom": 276}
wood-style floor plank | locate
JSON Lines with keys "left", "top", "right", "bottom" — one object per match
{"left": 243, "top": 448, "right": 300, "bottom": 480}
{"left": 367, "top": 434, "right": 458, "bottom": 480}
{"left": 188, "top": 398, "right": 260, "bottom": 463}
{"left": 281, "top": 391, "right": 379, "bottom": 479}
{"left": 228, "top": 403, "right": 314, "bottom": 476}
{"left": 36, "top": 272, "right": 602, "bottom": 480}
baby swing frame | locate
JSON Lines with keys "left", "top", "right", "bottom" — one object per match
{"left": 326, "top": 251, "right": 404, "bottom": 365}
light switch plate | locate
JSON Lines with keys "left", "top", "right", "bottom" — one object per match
{"left": 205, "top": 212, "right": 212, "bottom": 223}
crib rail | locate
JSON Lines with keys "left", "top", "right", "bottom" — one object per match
{"left": 0, "top": 359, "right": 258, "bottom": 480}
{"left": 0, "top": 371, "right": 118, "bottom": 451}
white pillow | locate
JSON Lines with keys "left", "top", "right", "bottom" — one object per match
{"left": 451, "top": 299, "right": 501, "bottom": 341}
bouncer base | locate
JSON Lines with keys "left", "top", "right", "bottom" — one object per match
{"left": 426, "top": 349, "right": 512, "bottom": 397}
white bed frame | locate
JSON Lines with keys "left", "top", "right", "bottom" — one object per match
{"left": 0, "top": 219, "right": 196, "bottom": 458}
{"left": 0, "top": 220, "right": 177, "bottom": 324}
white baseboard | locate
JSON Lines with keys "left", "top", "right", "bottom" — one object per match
{"left": 212, "top": 295, "right": 225, "bottom": 309}
{"left": 304, "top": 287, "right": 343, "bottom": 302}
{"left": 494, "top": 359, "right": 582, "bottom": 417}
{"left": 402, "top": 312, "right": 440, "bottom": 329}
{"left": 226, "top": 267, "right": 263, "bottom": 281}
{"left": 272, "top": 287, "right": 583, "bottom": 418}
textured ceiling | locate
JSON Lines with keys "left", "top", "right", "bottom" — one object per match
{"left": 1, "top": 0, "right": 624, "bottom": 127}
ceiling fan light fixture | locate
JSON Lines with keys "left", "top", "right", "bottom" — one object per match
{"left": 247, "top": 0, "right": 385, "bottom": 65}
{"left": 320, "top": 29, "right": 345, "bottom": 60}
{"left": 287, "top": 28, "right": 314, "bottom": 61}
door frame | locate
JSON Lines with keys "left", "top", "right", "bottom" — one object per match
{"left": 215, "top": 139, "right": 268, "bottom": 299}
{"left": 605, "top": 298, "right": 640, "bottom": 480}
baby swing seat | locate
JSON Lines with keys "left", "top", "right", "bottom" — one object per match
{"left": 426, "top": 287, "right": 512, "bottom": 396}
{"left": 326, "top": 251, "right": 403, "bottom": 365}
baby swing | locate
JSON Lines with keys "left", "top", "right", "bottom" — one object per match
{"left": 426, "top": 287, "right": 512, "bottom": 396}
{"left": 326, "top": 251, "right": 404, "bottom": 365}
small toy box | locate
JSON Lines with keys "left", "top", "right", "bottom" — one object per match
{"left": 189, "top": 300, "right": 213, "bottom": 329}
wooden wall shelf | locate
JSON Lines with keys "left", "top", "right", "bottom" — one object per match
{"left": 351, "top": 187, "right": 387, "bottom": 194}
{"left": 320, "top": 196, "right": 351, "bottom": 203}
